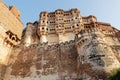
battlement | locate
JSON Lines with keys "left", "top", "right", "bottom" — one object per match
{"left": 18, "top": 39, "right": 75, "bottom": 51}
{"left": 82, "top": 15, "right": 97, "bottom": 24}
{"left": 0, "top": 1, "right": 23, "bottom": 39}
{"left": 0, "top": 5, "right": 120, "bottom": 80}
{"left": 0, "top": 1, "right": 23, "bottom": 64}
{"left": 22, "top": 8, "right": 119, "bottom": 46}
{"left": 40, "top": 8, "right": 80, "bottom": 16}
{"left": 9, "top": 6, "right": 21, "bottom": 19}
{"left": 76, "top": 23, "right": 117, "bottom": 41}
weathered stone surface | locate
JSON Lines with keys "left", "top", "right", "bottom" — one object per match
{"left": 3, "top": 31, "right": 120, "bottom": 80}
{"left": 0, "top": 1, "right": 23, "bottom": 39}
{"left": 4, "top": 42, "right": 78, "bottom": 80}
{"left": 0, "top": 2, "right": 120, "bottom": 79}
{"left": 0, "top": 1, "right": 23, "bottom": 64}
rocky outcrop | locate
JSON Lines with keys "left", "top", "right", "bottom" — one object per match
{"left": 0, "top": 7, "right": 120, "bottom": 80}
{"left": 4, "top": 41, "right": 79, "bottom": 80}
{"left": 2, "top": 26, "right": 120, "bottom": 80}
{"left": 76, "top": 27, "right": 120, "bottom": 77}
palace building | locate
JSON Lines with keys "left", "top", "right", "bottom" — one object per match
{"left": 23, "top": 8, "right": 97, "bottom": 46}
{"left": 0, "top": 1, "right": 120, "bottom": 80}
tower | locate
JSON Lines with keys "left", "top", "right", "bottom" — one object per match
{"left": 38, "top": 12, "right": 48, "bottom": 43}
{"left": 36, "top": 9, "right": 85, "bottom": 45}
{"left": 55, "top": 9, "right": 65, "bottom": 43}
{"left": 0, "top": 1, "right": 23, "bottom": 64}
{"left": 23, "top": 23, "right": 33, "bottom": 46}
{"left": 70, "top": 8, "right": 83, "bottom": 34}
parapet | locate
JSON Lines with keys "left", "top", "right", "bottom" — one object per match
{"left": 70, "top": 8, "right": 80, "bottom": 13}
{"left": 0, "top": 1, "right": 23, "bottom": 39}
{"left": 26, "top": 22, "right": 33, "bottom": 26}
{"left": 9, "top": 6, "right": 21, "bottom": 19}
{"left": 40, "top": 11, "right": 48, "bottom": 18}
{"left": 82, "top": 15, "right": 97, "bottom": 23}
{"left": 55, "top": 9, "right": 64, "bottom": 13}
{"left": 39, "top": 8, "right": 80, "bottom": 17}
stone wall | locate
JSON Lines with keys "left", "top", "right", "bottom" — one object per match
{"left": 0, "top": 27, "right": 119, "bottom": 80}
{"left": 4, "top": 41, "right": 79, "bottom": 80}
{"left": 0, "top": 1, "right": 23, "bottom": 64}
{"left": 0, "top": 1, "right": 23, "bottom": 39}
{"left": 9, "top": 6, "right": 21, "bottom": 19}
{"left": 22, "top": 22, "right": 39, "bottom": 46}
{"left": 75, "top": 27, "right": 120, "bottom": 79}
{"left": 0, "top": 6, "right": 120, "bottom": 80}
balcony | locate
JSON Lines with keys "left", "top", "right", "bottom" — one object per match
{"left": 4, "top": 36, "right": 18, "bottom": 46}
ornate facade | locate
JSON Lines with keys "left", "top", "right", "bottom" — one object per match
{"left": 0, "top": 1, "right": 120, "bottom": 80}
{"left": 22, "top": 9, "right": 97, "bottom": 46}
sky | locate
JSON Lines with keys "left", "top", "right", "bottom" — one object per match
{"left": 2, "top": 0, "right": 120, "bottom": 30}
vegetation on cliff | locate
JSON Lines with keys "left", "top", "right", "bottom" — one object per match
{"left": 107, "top": 68, "right": 120, "bottom": 80}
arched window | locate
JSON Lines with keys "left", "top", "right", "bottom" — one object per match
{"left": 77, "top": 24, "right": 79, "bottom": 26}
{"left": 42, "top": 27, "right": 44, "bottom": 30}
{"left": 9, "top": 34, "right": 12, "bottom": 38}
{"left": 12, "top": 37, "right": 15, "bottom": 40}
{"left": 43, "top": 14, "right": 45, "bottom": 16}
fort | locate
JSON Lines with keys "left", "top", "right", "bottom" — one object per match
{"left": 0, "top": 0, "right": 120, "bottom": 80}
{"left": 0, "top": 1, "right": 23, "bottom": 64}
{"left": 22, "top": 8, "right": 97, "bottom": 46}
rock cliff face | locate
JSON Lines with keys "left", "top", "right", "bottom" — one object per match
{"left": 0, "top": 8, "right": 120, "bottom": 80}
{"left": 4, "top": 41, "right": 78, "bottom": 80}
{"left": 3, "top": 25, "right": 120, "bottom": 80}
{"left": 0, "top": 1, "right": 23, "bottom": 65}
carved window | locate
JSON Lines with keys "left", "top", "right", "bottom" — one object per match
{"left": 59, "top": 25, "right": 61, "bottom": 27}
{"left": 74, "top": 11, "right": 76, "bottom": 13}
{"left": 9, "top": 34, "right": 12, "bottom": 39}
{"left": 16, "top": 39, "right": 18, "bottom": 42}
{"left": 77, "top": 24, "right": 79, "bottom": 26}
{"left": 42, "top": 27, "right": 44, "bottom": 30}
{"left": 50, "top": 29, "right": 55, "bottom": 31}
{"left": 12, "top": 37, "right": 15, "bottom": 40}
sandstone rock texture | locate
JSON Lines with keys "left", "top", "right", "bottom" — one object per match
{"left": 3, "top": 26, "right": 120, "bottom": 80}
{"left": 0, "top": 2, "right": 120, "bottom": 80}
{"left": 0, "top": 1, "right": 23, "bottom": 64}
{"left": 0, "top": 1, "right": 23, "bottom": 39}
